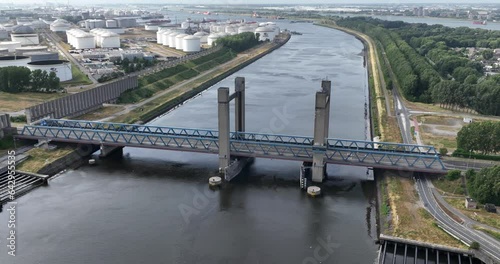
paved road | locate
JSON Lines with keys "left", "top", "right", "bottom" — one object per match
{"left": 42, "top": 29, "right": 98, "bottom": 84}
{"left": 416, "top": 175, "right": 500, "bottom": 263}
{"left": 430, "top": 187, "right": 500, "bottom": 234}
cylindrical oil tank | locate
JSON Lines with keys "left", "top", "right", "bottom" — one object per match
{"left": 168, "top": 32, "right": 179, "bottom": 48}
{"left": 93, "top": 19, "right": 105, "bottom": 29}
{"left": 0, "top": 41, "right": 21, "bottom": 52}
{"left": 2, "top": 24, "right": 14, "bottom": 32}
{"left": 106, "top": 19, "right": 117, "bottom": 28}
{"left": 11, "top": 34, "right": 40, "bottom": 45}
{"left": 182, "top": 35, "right": 201, "bottom": 53}
{"left": 175, "top": 34, "right": 188, "bottom": 50}
{"left": 0, "top": 55, "right": 31, "bottom": 67}
{"left": 27, "top": 60, "right": 72, "bottom": 82}
{"left": 193, "top": 32, "right": 209, "bottom": 43}
{"left": 75, "top": 35, "right": 95, "bottom": 49}
{"left": 161, "top": 31, "right": 171, "bottom": 46}
{"left": 207, "top": 34, "right": 220, "bottom": 46}
{"left": 15, "top": 45, "right": 47, "bottom": 55}
{"left": 255, "top": 26, "right": 275, "bottom": 41}
{"left": 25, "top": 51, "right": 59, "bottom": 62}
{"left": 100, "top": 32, "right": 120, "bottom": 48}
{"left": 0, "top": 48, "right": 8, "bottom": 54}
{"left": 238, "top": 26, "right": 254, "bottom": 34}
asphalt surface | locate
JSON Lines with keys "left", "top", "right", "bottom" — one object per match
{"left": 416, "top": 175, "right": 500, "bottom": 263}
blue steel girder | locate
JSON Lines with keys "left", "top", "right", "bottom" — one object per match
{"left": 326, "top": 138, "right": 438, "bottom": 155}
{"left": 40, "top": 119, "right": 220, "bottom": 138}
{"left": 19, "top": 119, "right": 446, "bottom": 172}
{"left": 325, "top": 147, "right": 445, "bottom": 170}
{"left": 20, "top": 125, "right": 220, "bottom": 151}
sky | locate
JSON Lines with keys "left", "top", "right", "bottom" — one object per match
{"left": 3, "top": 0, "right": 500, "bottom": 5}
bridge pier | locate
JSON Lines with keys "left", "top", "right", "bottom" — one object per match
{"left": 312, "top": 80, "right": 331, "bottom": 183}
{"left": 218, "top": 77, "right": 252, "bottom": 181}
{"left": 99, "top": 145, "right": 123, "bottom": 157}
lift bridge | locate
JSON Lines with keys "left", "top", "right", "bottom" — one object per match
{"left": 15, "top": 77, "right": 446, "bottom": 183}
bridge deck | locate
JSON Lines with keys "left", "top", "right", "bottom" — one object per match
{"left": 16, "top": 119, "right": 447, "bottom": 173}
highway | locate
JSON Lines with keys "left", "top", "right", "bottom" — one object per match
{"left": 374, "top": 35, "right": 500, "bottom": 262}
{"left": 416, "top": 175, "right": 500, "bottom": 263}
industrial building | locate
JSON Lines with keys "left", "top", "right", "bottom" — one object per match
{"left": 67, "top": 28, "right": 96, "bottom": 49}
{"left": 84, "top": 19, "right": 106, "bottom": 29}
{"left": 27, "top": 60, "right": 72, "bottom": 82}
{"left": 10, "top": 25, "right": 39, "bottom": 45}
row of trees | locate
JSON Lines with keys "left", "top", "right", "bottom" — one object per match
{"left": 456, "top": 121, "right": 500, "bottom": 155}
{"left": 466, "top": 166, "right": 500, "bottom": 205}
{"left": 0, "top": 66, "right": 61, "bottom": 93}
{"left": 115, "top": 57, "right": 154, "bottom": 74}
{"left": 335, "top": 17, "right": 500, "bottom": 116}
{"left": 215, "top": 32, "right": 261, "bottom": 52}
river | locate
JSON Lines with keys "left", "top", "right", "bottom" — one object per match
{"left": 0, "top": 22, "right": 378, "bottom": 264}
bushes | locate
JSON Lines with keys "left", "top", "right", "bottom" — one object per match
{"left": 10, "top": 115, "right": 27, "bottom": 123}
{"left": 445, "top": 170, "right": 461, "bottom": 181}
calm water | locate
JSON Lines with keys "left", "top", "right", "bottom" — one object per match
{"left": 370, "top": 15, "right": 500, "bottom": 31}
{"left": 0, "top": 23, "right": 378, "bottom": 263}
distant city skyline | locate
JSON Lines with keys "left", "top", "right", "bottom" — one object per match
{"left": 3, "top": 0, "right": 500, "bottom": 5}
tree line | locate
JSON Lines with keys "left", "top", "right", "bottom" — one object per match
{"left": 216, "top": 32, "right": 261, "bottom": 52}
{"left": 466, "top": 166, "right": 500, "bottom": 205}
{"left": 335, "top": 17, "right": 500, "bottom": 116}
{"left": 456, "top": 121, "right": 500, "bottom": 155}
{"left": 0, "top": 66, "right": 61, "bottom": 93}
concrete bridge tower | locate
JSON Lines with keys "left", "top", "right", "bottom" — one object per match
{"left": 312, "top": 80, "right": 331, "bottom": 182}
{"left": 218, "top": 77, "right": 253, "bottom": 181}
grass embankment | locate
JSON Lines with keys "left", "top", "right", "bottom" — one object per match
{"left": 444, "top": 197, "right": 500, "bottom": 230}
{"left": 474, "top": 226, "right": 500, "bottom": 241}
{"left": 62, "top": 62, "right": 93, "bottom": 86}
{"left": 432, "top": 177, "right": 466, "bottom": 196}
{"left": 383, "top": 172, "right": 465, "bottom": 248}
{"left": 17, "top": 147, "right": 73, "bottom": 173}
{"left": 117, "top": 48, "right": 236, "bottom": 104}
{"left": 0, "top": 92, "right": 64, "bottom": 112}
{"left": 74, "top": 105, "right": 125, "bottom": 121}
{"left": 112, "top": 42, "right": 276, "bottom": 124}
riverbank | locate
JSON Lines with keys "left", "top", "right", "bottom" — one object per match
{"left": 317, "top": 21, "right": 473, "bottom": 250}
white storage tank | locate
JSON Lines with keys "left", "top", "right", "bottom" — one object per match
{"left": 0, "top": 41, "right": 21, "bottom": 52}
{"left": 168, "top": 32, "right": 179, "bottom": 48}
{"left": 106, "top": 19, "right": 117, "bottom": 28}
{"left": 10, "top": 25, "right": 39, "bottom": 45}
{"left": 175, "top": 34, "right": 188, "bottom": 50}
{"left": 207, "top": 34, "right": 220, "bottom": 46}
{"left": 0, "top": 55, "right": 31, "bottom": 68}
{"left": 194, "top": 32, "right": 209, "bottom": 43}
{"left": 25, "top": 51, "right": 59, "bottom": 62}
{"left": 182, "top": 35, "right": 201, "bottom": 53}
{"left": 238, "top": 26, "right": 255, "bottom": 34}
{"left": 0, "top": 29, "right": 8, "bottom": 40}
{"left": 161, "top": 31, "right": 171, "bottom": 46}
{"left": 255, "top": 26, "right": 275, "bottom": 41}
{"left": 15, "top": 46, "right": 48, "bottom": 55}
{"left": 50, "top": 20, "right": 70, "bottom": 32}
{"left": 0, "top": 48, "right": 8, "bottom": 54}
{"left": 100, "top": 31, "right": 120, "bottom": 48}
{"left": 27, "top": 60, "right": 72, "bottom": 82}
{"left": 2, "top": 24, "right": 15, "bottom": 32}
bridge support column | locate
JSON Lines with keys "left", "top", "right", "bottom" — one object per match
{"left": 218, "top": 87, "right": 231, "bottom": 174}
{"left": 234, "top": 77, "right": 245, "bottom": 135}
{"left": 217, "top": 78, "right": 253, "bottom": 181}
{"left": 312, "top": 80, "right": 331, "bottom": 183}
{"left": 99, "top": 145, "right": 123, "bottom": 157}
